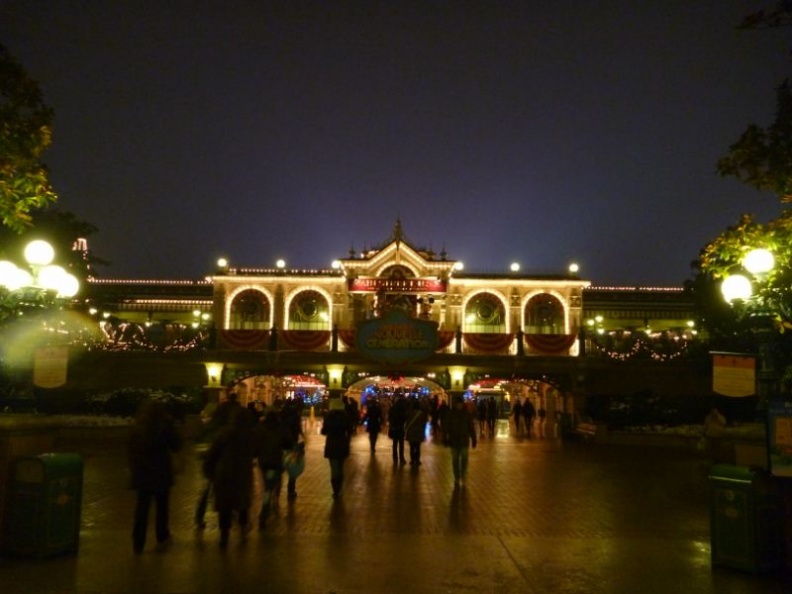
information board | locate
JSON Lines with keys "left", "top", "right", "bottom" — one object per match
{"left": 712, "top": 353, "right": 755, "bottom": 398}
{"left": 769, "top": 402, "right": 792, "bottom": 477}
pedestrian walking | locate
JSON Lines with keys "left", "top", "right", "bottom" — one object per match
{"left": 405, "top": 399, "right": 428, "bottom": 466}
{"left": 321, "top": 396, "right": 353, "bottom": 497}
{"left": 127, "top": 398, "right": 183, "bottom": 554}
{"left": 512, "top": 398, "right": 523, "bottom": 434}
{"left": 443, "top": 395, "right": 477, "bottom": 488}
{"left": 537, "top": 405, "right": 547, "bottom": 438}
{"left": 280, "top": 398, "right": 306, "bottom": 500}
{"left": 253, "top": 410, "right": 293, "bottom": 529}
{"left": 345, "top": 396, "right": 360, "bottom": 434}
{"left": 477, "top": 397, "right": 487, "bottom": 437}
{"left": 429, "top": 394, "right": 440, "bottom": 435}
{"left": 523, "top": 398, "right": 536, "bottom": 439}
{"left": 194, "top": 393, "right": 241, "bottom": 529}
{"left": 388, "top": 395, "right": 408, "bottom": 465}
{"left": 203, "top": 407, "right": 255, "bottom": 549}
{"left": 436, "top": 397, "right": 450, "bottom": 441}
{"left": 364, "top": 397, "right": 383, "bottom": 453}
{"left": 486, "top": 397, "right": 498, "bottom": 436}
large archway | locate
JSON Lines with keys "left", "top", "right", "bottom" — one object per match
{"left": 465, "top": 377, "right": 566, "bottom": 430}
{"left": 345, "top": 375, "right": 448, "bottom": 404}
{"left": 230, "top": 373, "right": 327, "bottom": 407}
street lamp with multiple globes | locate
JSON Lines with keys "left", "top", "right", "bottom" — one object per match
{"left": 720, "top": 247, "right": 777, "bottom": 412}
{"left": 0, "top": 239, "right": 80, "bottom": 317}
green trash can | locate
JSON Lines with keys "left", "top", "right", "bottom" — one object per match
{"left": 708, "top": 463, "right": 782, "bottom": 572}
{"left": 3, "top": 453, "right": 83, "bottom": 557}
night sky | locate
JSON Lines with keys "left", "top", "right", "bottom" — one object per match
{"left": 1, "top": 1, "right": 789, "bottom": 286}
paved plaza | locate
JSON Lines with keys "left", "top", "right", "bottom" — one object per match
{"left": 0, "top": 419, "right": 789, "bottom": 593}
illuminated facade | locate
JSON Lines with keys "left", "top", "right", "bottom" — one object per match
{"left": 210, "top": 221, "right": 587, "bottom": 357}
{"left": 79, "top": 222, "right": 700, "bottom": 409}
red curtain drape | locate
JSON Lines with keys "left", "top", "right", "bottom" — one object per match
{"left": 436, "top": 330, "right": 456, "bottom": 351}
{"left": 218, "top": 330, "right": 270, "bottom": 350}
{"left": 338, "top": 329, "right": 356, "bottom": 350}
{"left": 463, "top": 333, "right": 514, "bottom": 354}
{"left": 524, "top": 333, "right": 577, "bottom": 355}
{"left": 279, "top": 330, "right": 331, "bottom": 351}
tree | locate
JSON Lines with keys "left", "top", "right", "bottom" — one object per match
{"left": 739, "top": 1, "right": 792, "bottom": 30}
{"left": 697, "top": 211, "right": 792, "bottom": 326}
{"left": 716, "top": 82, "right": 792, "bottom": 202}
{"left": 0, "top": 44, "right": 58, "bottom": 233}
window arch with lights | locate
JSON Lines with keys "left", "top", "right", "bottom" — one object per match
{"left": 525, "top": 293, "right": 564, "bottom": 334}
{"left": 463, "top": 292, "right": 506, "bottom": 333}
{"left": 230, "top": 289, "right": 270, "bottom": 330}
{"left": 288, "top": 290, "right": 331, "bottom": 330}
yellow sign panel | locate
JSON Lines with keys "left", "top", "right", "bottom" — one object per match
{"left": 33, "top": 346, "right": 69, "bottom": 388}
{"left": 712, "top": 354, "right": 755, "bottom": 398}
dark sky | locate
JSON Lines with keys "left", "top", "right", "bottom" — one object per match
{"left": 1, "top": 1, "right": 789, "bottom": 286}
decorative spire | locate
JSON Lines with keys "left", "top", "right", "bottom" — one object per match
{"left": 393, "top": 217, "right": 403, "bottom": 244}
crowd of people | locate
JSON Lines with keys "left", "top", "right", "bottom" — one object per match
{"left": 128, "top": 391, "right": 547, "bottom": 552}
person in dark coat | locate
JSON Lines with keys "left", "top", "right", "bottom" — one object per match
{"left": 128, "top": 398, "right": 182, "bottom": 554}
{"left": 443, "top": 395, "right": 477, "bottom": 488}
{"left": 523, "top": 398, "right": 536, "bottom": 439}
{"left": 345, "top": 396, "right": 360, "bottom": 434}
{"left": 486, "top": 397, "right": 498, "bottom": 436}
{"left": 388, "top": 395, "right": 408, "bottom": 465}
{"left": 253, "top": 410, "right": 294, "bottom": 528}
{"left": 477, "top": 397, "right": 487, "bottom": 437}
{"left": 280, "top": 398, "right": 306, "bottom": 500}
{"left": 512, "top": 398, "right": 523, "bottom": 435}
{"left": 364, "top": 397, "right": 383, "bottom": 453}
{"left": 203, "top": 406, "right": 255, "bottom": 548}
{"left": 194, "top": 393, "right": 242, "bottom": 529}
{"left": 406, "top": 399, "right": 428, "bottom": 466}
{"left": 321, "top": 396, "right": 353, "bottom": 497}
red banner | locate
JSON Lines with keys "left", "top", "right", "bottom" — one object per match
{"left": 524, "top": 333, "right": 577, "bottom": 355}
{"left": 463, "top": 333, "right": 514, "bottom": 354}
{"left": 437, "top": 330, "right": 456, "bottom": 351}
{"left": 338, "top": 329, "right": 356, "bottom": 349}
{"left": 348, "top": 277, "right": 447, "bottom": 293}
{"left": 218, "top": 330, "right": 269, "bottom": 350}
{"left": 280, "top": 330, "right": 331, "bottom": 351}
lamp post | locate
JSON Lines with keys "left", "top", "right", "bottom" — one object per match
{"left": 0, "top": 239, "right": 80, "bottom": 317}
{"left": 720, "top": 247, "right": 777, "bottom": 414}
{"left": 0, "top": 239, "right": 80, "bottom": 400}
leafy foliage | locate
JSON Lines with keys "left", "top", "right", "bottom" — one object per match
{"left": 698, "top": 211, "right": 792, "bottom": 326}
{"left": 739, "top": 1, "right": 792, "bottom": 29}
{"left": 716, "top": 82, "right": 792, "bottom": 202}
{"left": 0, "top": 44, "right": 57, "bottom": 232}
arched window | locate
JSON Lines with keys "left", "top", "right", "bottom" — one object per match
{"left": 525, "top": 293, "right": 564, "bottom": 334}
{"left": 464, "top": 293, "right": 505, "bottom": 333}
{"left": 230, "top": 289, "right": 270, "bottom": 330}
{"left": 288, "top": 290, "right": 330, "bottom": 330}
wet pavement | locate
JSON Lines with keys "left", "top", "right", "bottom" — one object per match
{"left": 0, "top": 419, "right": 789, "bottom": 593}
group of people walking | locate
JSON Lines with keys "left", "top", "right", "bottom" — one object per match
{"left": 335, "top": 393, "right": 477, "bottom": 489}
{"left": 127, "top": 392, "right": 480, "bottom": 552}
{"left": 511, "top": 397, "right": 547, "bottom": 438}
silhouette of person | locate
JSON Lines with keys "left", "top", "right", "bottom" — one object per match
{"left": 128, "top": 398, "right": 182, "bottom": 553}
{"left": 444, "top": 395, "right": 477, "bottom": 488}
{"left": 322, "top": 397, "right": 353, "bottom": 497}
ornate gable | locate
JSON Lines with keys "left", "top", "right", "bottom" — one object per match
{"left": 340, "top": 220, "right": 457, "bottom": 281}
